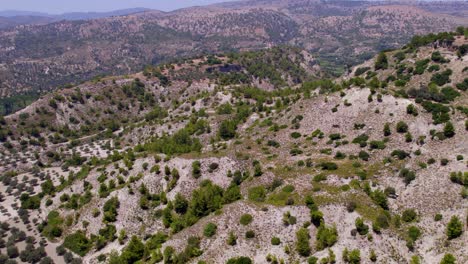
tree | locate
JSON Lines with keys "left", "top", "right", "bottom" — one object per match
{"left": 191, "top": 161, "right": 201, "bottom": 179}
{"left": 296, "top": 228, "right": 311, "bottom": 257}
{"left": 174, "top": 193, "right": 188, "bottom": 214}
{"left": 239, "top": 214, "right": 253, "bottom": 226}
{"left": 355, "top": 218, "right": 369, "bottom": 235}
{"left": 375, "top": 52, "right": 389, "bottom": 70}
{"left": 227, "top": 232, "right": 237, "bottom": 246}
{"left": 440, "top": 254, "right": 456, "bottom": 264}
{"left": 369, "top": 249, "right": 377, "bottom": 262}
{"left": 348, "top": 249, "right": 361, "bottom": 264}
{"left": 402, "top": 209, "right": 417, "bottom": 222}
{"left": 446, "top": 216, "right": 463, "bottom": 239}
{"left": 203, "top": 223, "right": 217, "bottom": 238}
{"left": 7, "top": 245, "right": 19, "bottom": 258}
{"left": 396, "top": 121, "right": 408, "bottom": 133}
{"left": 311, "top": 210, "right": 324, "bottom": 227}
{"left": 406, "top": 104, "right": 418, "bottom": 116}
{"left": 443, "top": 122, "right": 455, "bottom": 138}
{"left": 271, "top": 237, "right": 281, "bottom": 245}
{"left": 63, "top": 231, "right": 92, "bottom": 257}
{"left": 120, "top": 236, "right": 144, "bottom": 263}
{"left": 219, "top": 120, "right": 237, "bottom": 140}
{"left": 316, "top": 225, "right": 338, "bottom": 250}
{"left": 226, "top": 257, "right": 252, "bottom": 264}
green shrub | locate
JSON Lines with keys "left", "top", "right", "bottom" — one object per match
{"left": 318, "top": 162, "right": 338, "bottom": 170}
{"left": 443, "top": 122, "right": 455, "bottom": 138}
{"left": 407, "top": 226, "right": 421, "bottom": 242}
{"left": 449, "top": 171, "right": 468, "bottom": 186}
{"left": 355, "top": 67, "right": 370, "bottom": 76}
{"left": 406, "top": 104, "right": 418, "bottom": 116}
{"left": 370, "top": 190, "right": 388, "bottom": 210}
{"left": 396, "top": 121, "right": 408, "bottom": 133}
{"left": 374, "top": 52, "right": 388, "bottom": 70}
{"left": 369, "top": 141, "right": 386, "bottom": 150}
{"left": 402, "top": 209, "right": 417, "bottom": 222}
{"left": 355, "top": 218, "right": 369, "bottom": 235}
{"left": 192, "top": 161, "right": 201, "bottom": 179}
{"left": 219, "top": 120, "right": 238, "bottom": 140}
{"left": 245, "top": 230, "right": 255, "bottom": 239}
{"left": 296, "top": 228, "right": 311, "bottom": 257}
{"left": 226, "top": 232, "right": 237, "bottom": 246}
{"left": 431, "top": 69, "right": 452, "bottom": 86}
{"left": 358, "top": 150, "right": 370, "bottom": 161}
{"left": 239, "top": 214, "right": 253, "bottom": 225}
{"left": 226, "top": 256, "right": 252, "bottom": 264}
{"left": 352, "top": 134, "right": 369, "bottom": 147}
{"left": 290, "top": 132, "right": 302, "bottom": 139}
{"left": 204, "top": 223, "right": 217, "bottom": 237}
{"left": 446, "top": 216, "right": 463, "bottom": 239}
{"left": 271, "top": 237, "right": 281, "bottom": 245}
{"left": 440, "top": 254, "right": 456, "bottom": 264}
{"left": 120, "top": 235, "right": 145, "bottom": 263}
{"left": 399, "top": 168, "right": 416, "bottom": 185}
{"left": 63, "top": 231, "right": 92, "bottom": 257}
{"left": 144, "top": 128, "right": 202, "bottom": 155}
{"left": 316, "top": 225, "right": 338, "bottom": 250}
{"left": 391, "top": 149, "right": 410, "bottom": 160}
{"left": 311, "top": 210, "right": 324, "bottom": 227}
{"left": 103, "top": 197, "right": 120, "bottom": 223}
{"left": 248, "top": 186, "right": 266, "bottom": 202}
{"left": 456, "top": 78, "right": 468, "bottom": 91}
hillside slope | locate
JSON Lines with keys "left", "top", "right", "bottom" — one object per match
{"left": 0, "top": 30, "right": 467, "bottom": 264}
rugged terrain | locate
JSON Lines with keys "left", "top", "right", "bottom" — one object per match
{"left": 0, "top": 28, "right": 466, "bottom": 264}
{"left": 0, "top": 0, "right": 467, "bottom": 101}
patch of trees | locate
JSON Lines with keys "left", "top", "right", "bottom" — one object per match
{"left": 163, "top": 180, "right": 240, "bottom": 233}
{"left": 449, "top": 171, "right": 467, "bottom": 186}
{"left": 431, "top": 69, "right": 452, "bottom": 86}
{"left": 431, "top": 51, "right": 448, "bottom": 63}
{"left": 420, "top": 101, "right": 450, "bottom": 124}
{"left": 143, "top": 128, "right": 202, "bottom": 155}
{"left": 408, "top": 31, "right": 455, "bottom": 49}
{"left": 19, "top": 193, "right": 41, "bottom": 209}
{"left": 145, "top": 105, "right": 168, "bottom": 122}
{"left": 39, "top": 210, "right": 63, "bottom": 239}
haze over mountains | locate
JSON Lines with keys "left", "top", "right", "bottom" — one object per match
{"left": 0, "top": 8, "right": 150, "bottom": 29}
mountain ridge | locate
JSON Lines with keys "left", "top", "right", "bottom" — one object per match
{"left": 0, "top": 0, "right": 466, "bottom": 102}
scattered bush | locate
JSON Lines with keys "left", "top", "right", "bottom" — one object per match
{"left": 296, "top": 228, "right": 311, "bottom": 257}
{"left": 239, "top": 214, "right": 253, "bottom": 226}
{"left": 204, "top": 223, "right": 217, "bottom": 238}
{"left": 316, "top": 225, "right": 338, "bottom": 250}
{"left": 446, "top": 216, "right": 463, "bottom": 239}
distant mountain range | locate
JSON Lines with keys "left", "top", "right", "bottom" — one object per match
{"left": 0, "top": 0, "right": 466, "bottom": 98}
{"left": 0, "top": 8, "right": 150, "bottom": 29}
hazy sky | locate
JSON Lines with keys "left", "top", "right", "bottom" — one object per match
{"left": 0, "top": 0, "right": 236, "bottom": 14}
